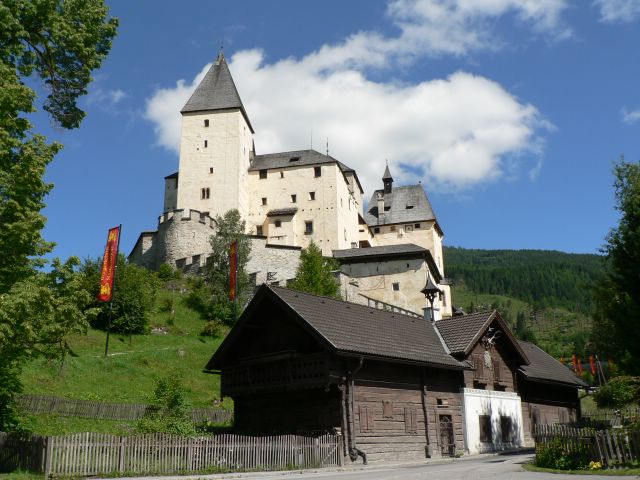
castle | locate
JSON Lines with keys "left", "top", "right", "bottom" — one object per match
{"left": 130, "top": 52, "right": 452, "bottom": 319}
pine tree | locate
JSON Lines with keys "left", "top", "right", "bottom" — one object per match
{"left": 288, "top": 242, "right": 341, "bottom": 299}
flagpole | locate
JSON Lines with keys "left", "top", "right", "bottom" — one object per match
{"left": 105, "top": 224, "right": 122, "bottom": 357}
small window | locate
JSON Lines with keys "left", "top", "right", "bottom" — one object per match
{"left": 405, "top": 225, "right": 413, "bottom": 232}
{"left": 501, "top": 416, "right": 513, "bottom": 443}
{"left": 261, "top": 197, "right": 267, "bottom": 206}
{"left": 204, "top": 119, "right": 209, "bottom": 127}
{"left": 291, "top": 194, "right": 297, "bottom": 203}
{"left": 314, "top": 166, "right": 322, "bottom": 177}
{"left": 309, "top": 192, "right": 316, "bottom": 201}
{"left": 406, "top": 204, "right": 414, "bottom": 209}
{"left": 374, "top": 227, "right": 380, "bottom": 234}
{"left": 479, "top": 415, "right": 492, "bottom": 442}
{"left": 390, "top": 226, "right": 397, "bottom": 232}
{"left": 275, "top": 220, "right": 282, "bottom": 228}
{"left": 437, "top": 398, "right": 449, "bottom": 408}
{"left": 289, "top": 156, "right": 300, "bottom": 162}
{"left": 280, "top": 171, "right": 284, "bottom": 178}
{"left": 305, "top": 221, "right": 313, "bottom": 234}
{"left": 204, "top": 140, "right": 208, "bottom": 148}
{"left": 256, "top": 226, "right": 263, "bottom": 236}
{"left": 209, "top": 167, "right": 213, "bottom": 174}
{"left": 415, "top": 223, "right": 421, "bottom": 229}
{"left": 200, "top": 188, "right": 210, "bottom": 199}
{"left": 259, "top": 169, "right": 267, "bottom": 179}
{"left": 392, "top": 282, "right": 400, "bottom": 291}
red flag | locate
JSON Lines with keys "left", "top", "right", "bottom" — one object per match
{"left": 98, "top": 226, "right": 120, "bottom": 302}
{"left": 589, "top": 355, "right": 596, "bottom": 376}
{"left": 229, "top": 240, "right": 238, "bottom": 301}
{"left": 577, "top": 358, "right": 583, "bottom": 374}
{"left": 571, "top": 353, "right": 578, "bottom": 373}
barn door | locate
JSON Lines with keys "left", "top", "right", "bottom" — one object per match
{"left": 439, "top": 415, "right": 455, "bottom": 457}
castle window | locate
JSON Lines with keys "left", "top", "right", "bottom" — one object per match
{"left": 261, "top": 197, "right": 267, "bottom": 206}
{"left": 390, "top": 226, "right": 397, "bottom": 232}
{"left": 204, "top": 140, "right": 208, "bottom": 148}
{"left": 309, "top": 192, "right": 316, "bottom": 201}
{"left": 275, "top": 220, "right": 282, "bottom": 228}
{"left": 340, "top": 198, "right": 343, "bottom": 207}
{"left": 259, "top": 169, "right": 267, "bottom": 179}
{"left": 314, "top": 166, "right": 322, "bottom": 177}
{"left": 280, "top": 171, "right": 284, "bottom": 178}
{"left": 204, "top": 119, "right": 209, "bottom": 127}
{"left": 305, "top": 221, "right": 313, "bottom": 234}
{"left": 415, "top": 223, "right": 421, "bottom": 229}
{"left": 209, "top": 167, "right": 213, "bottom": 174}
{"left": 256, "top": 226, "right": 263, "bottom": 236}
{"left": 291, "top": 194, "right": 297, "bottom": 203}
{"left": 374, "top": 227, "right": 380, "bottom": 233}
{"left": 201, "top": 188, "right": 210, "bottom": 199}
{"left": 392, "top": 282, "right": 400, "bottom": 291}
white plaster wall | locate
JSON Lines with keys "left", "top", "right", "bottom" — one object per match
{"left": 246, "top": 237, "right": 301, "bottom": 286}
{"left": 462, "top": 388, "right": 524, "bottom": 455}
{"left": 247, "top": 163, "right": 360, "bottom": 255}
{"left": 176, "top": 110, "right": 252, "bottom": 221}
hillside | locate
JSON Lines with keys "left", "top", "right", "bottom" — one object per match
{"left": 445, "top": 247, "right": 601, "bottom": 358}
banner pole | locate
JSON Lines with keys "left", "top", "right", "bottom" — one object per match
{"left": 104, "top": 224, "right": 122, "bottom": 357}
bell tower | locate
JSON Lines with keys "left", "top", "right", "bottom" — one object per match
{"left": 176, "top": 51, "right": 254, "bottom": 222}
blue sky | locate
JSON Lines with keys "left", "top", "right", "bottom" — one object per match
{"left": 36, "top": 0, "right": 640, "bottom": 261}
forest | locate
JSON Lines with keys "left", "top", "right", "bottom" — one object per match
{"left": 444, "top": 247, "right": 602, "bottom": 313}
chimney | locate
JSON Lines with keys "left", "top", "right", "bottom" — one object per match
{"left": 376, "top": 192, "right": 384, "bottom": 223}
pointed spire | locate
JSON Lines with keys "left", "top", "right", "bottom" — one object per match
{"left": 382, "top": 162, "right": 393, "bottom": 194}
{"left": 181, "top": 51, "right": 254, "bottom": 132}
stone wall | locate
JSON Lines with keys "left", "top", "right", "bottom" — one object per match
{"left": 246, "top": 236, "right": 301, "bottom": 286}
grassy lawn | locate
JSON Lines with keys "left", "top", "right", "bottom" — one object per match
{"left": 523, "top": 463, "right": 640, "bottom": 476}
{"left": 0, "top": 473, "right": 44, "bottom": 480}
{"left": 19, "top": 286, "right": 232, "bottom": 430}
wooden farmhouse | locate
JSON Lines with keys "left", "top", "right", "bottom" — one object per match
{"left": 205, "top": 285, "right": 586, "bottom": 463}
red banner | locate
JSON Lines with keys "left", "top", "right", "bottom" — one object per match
{"left": 229, "top": 240, "right": 238, "bottom": 301}
{"left": 589, "top": 355, "right": 596, "bottom": 376}
{"left": 98, "top": 226, "right": 120, "bottom": 302}
{"left": 571, "top": 353, "right": 578, "bottom": 373}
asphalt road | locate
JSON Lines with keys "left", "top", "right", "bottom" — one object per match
{"left": 116, "top": 453, "right": 636, "bottom": 480}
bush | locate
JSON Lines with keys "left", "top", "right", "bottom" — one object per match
{"left": 158, "top": 263, "right": 181, "bottom": 281}
{"left": 200, "top": 320, "right": 228, "bottom": 338}
{"left": 593, "top": 376, "right": 640, "bottom": 409}
{"left": 137, "top": 375, "right": 196, "bottom": 436}
{"left": 535, "top": 438, "right": 591, "bottom": 470}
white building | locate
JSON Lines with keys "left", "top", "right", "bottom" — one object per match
{"left": 130, "top": 51, "right": 452, "bottom": 318}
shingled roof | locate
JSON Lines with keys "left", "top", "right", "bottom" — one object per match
{"left": 435, "top": 310, "right": 528, "bottom": 363}
{"left": 518, "top": 341, "right": 588, "bottom": 387}
{"left": 249, "top": 150, "right": 363, "bottom": 193}
{"left": 181, "top": 52, "right": 254, "bottom": 133}
{"left": 208, "top": 285, "right": 464, "bottom": 370}
{"left": 364, "top": 185, "right": 438, "bottom": 227}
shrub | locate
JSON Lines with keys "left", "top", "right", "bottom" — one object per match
{"left": 593, "top": 376, "right": 640, "bottom": 409}
{"left": 137, "top": 375, "right": 196, "bottom": 436}
{"left": 535, "top": 438, "right": 591, "bottom": 470}
{"left": 200, "top": 320, "right": 228, "bottom": 338}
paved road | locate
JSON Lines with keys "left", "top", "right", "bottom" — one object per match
{"left": 116, "top": 453, "right": 636, "bottom": 480}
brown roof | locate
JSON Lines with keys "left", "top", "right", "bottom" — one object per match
{"left": 435, "top": 311, "right": 528, "bottom": 363}
{"left": 518, "top": 341, "right": 588, "bottom": 387}
{"left": 208, "top": 285, "right": 464, "bottom": 370}
{"left": 266, "top": 208, "right": 298, "bottom": 217}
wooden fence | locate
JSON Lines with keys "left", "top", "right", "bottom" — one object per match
{"left": 17, "top": 394, "right": 232, "bottom": 424}
{"left": 0, "top": 433, "right": 46, "bottom": 473}
{"left": 0, "top": 432, "right": 342, "bottom": 477}
{"left": 533, "top": 424, "right": 640, "bottom": 468}
{"left": 582, "top": 408, "right": 640, "bottom": 428}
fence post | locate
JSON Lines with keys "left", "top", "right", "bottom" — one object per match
{"left": 188, "top": 437, "right": 194, "bottom": 471}
{"left": 118, "top": 436, "right": 126, "bottom": 473}
{"left": 44, "top": 436, "right": 52, "bottom": 478}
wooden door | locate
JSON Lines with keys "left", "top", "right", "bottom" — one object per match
{"left": 439, "top": 414, "right": 455, "bottom": 457}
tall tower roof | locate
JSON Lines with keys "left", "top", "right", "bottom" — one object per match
{"left": 181, "top": 51, "right": 254, "bottom": 132}
{"left": 382, "top": 164, "right": 393, "bottom": 181}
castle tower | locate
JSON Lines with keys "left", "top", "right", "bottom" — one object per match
{"left": 176, "top": 51, "right": 254, "bottom": 222}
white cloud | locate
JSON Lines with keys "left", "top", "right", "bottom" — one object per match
{"left": 145, "top": 0, "right": 555, "bottom": 192}
{"left": 85, "top": 87, "right": 129, "bottom": 113}
{"left": 594, "top": 0, "right": 640, "bottom": 22}
{"left": 622, "top": 107, "right": 640, "bottom": 124}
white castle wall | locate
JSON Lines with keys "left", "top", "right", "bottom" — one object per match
{"left": 177, "top": 110, "right": 252, "bottom": 221}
